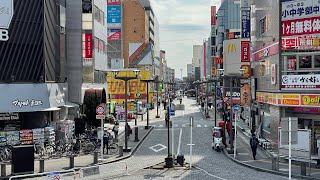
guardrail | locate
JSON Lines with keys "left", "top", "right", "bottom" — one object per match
{"left": 78, "top": 161, "right": 129, "bottom": 179}
{"left": 8, "top": 169, "right": 76, "bottom": 180}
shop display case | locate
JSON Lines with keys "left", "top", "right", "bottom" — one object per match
{"left": 6, "top": 131, "right": 20, "bottom": 145}
{"left": 19, "top": 129, "right": 33, "bottom": 145}
{"left": 44, "top": 127, "right": 55, "bottom": 144}
{"left": 32, "top": 128, "right": 45, "bottom": 144}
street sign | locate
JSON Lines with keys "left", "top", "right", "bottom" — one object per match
{"left": 136, "top": 92, "right": 141, "bottom": 98}
{"left": 96, "top": 105, "right": 105, "bottom": 119}
{"left": 233, "top": 105, "right": 240, "bottom": 112}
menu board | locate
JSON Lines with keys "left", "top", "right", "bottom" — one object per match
{"left": 20, "top": 129, "right": 33, "bottom": 145}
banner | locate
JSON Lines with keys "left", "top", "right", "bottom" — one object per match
{"left": 271, "top": 64, "right": 276, "bottom": 85}
{"left": 241, "top": 84, "right": 251, "bottom": 106}
{"left": 211, "top": 6, "right": 216, "bottom": 26}
{"left": 282, "top": 74, "right": 320, "bottom": 89}
{"left": 83, "top": 33, "right": 92, "bottom": 58}
{"left": 241, "top": 41, "right": 250, "bottom": 62}
{"left": 107, "top": 5, "right": 121, "bottom": 28}
{"left": 241, "top": 10, "right": 250, "bottom": 38}
{"left": 107, "top": 29, "right": 121, "bottom": 40}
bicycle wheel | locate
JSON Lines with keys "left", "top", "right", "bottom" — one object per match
{"left": 109, "top": 143, "right": 118, "bottom": 154}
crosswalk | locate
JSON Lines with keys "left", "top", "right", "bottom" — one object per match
{"left": 153, "top": 124, "right": 208, "bottom": 128}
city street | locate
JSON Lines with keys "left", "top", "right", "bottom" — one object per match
{"left": 66, "top": 97, "right": 289, "bottom": 180}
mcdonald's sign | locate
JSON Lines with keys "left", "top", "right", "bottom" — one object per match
{"left": 227, "top": 44, "right": 236, "bottom": 53}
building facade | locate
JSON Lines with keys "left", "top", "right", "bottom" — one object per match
{"left": 193, "top": 45, "right": 203, "bottom": 75}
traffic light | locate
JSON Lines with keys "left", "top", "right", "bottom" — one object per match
{"left": 177, "top": 154, "right": 184, "bottom": 166}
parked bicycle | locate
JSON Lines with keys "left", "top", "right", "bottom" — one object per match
{"left": 0, "top": 146, "right": 12, "bottom": 162}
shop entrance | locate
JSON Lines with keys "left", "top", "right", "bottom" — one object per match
{"left": 298, "top": 118, "right": 320, "bottom": 155}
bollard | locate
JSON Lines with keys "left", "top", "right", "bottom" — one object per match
{"left": 93, "top": 151, "right": 99, "bottom": 164}
{"left": 119, "top": 145, "right": 123, "bottom": 157}
{"left": 1, "top": 163, "right": 6, "bottom": 177}
{"left": 134, "top": 127, "right": 139, "bottom": 142}
{"left": 69, "top": 156, "right": 75, "bottom": 169}
{"left": 271, "top": 157, "right": 278, "bottom": 171}
{"left": 141, "top": 114, "right": 144, "bottom": 121}
{"left": 39, "top": 159, "right": 45, "bottom": 173}
{"left": 301, "top": 162, "right": 307, "bottom": 176}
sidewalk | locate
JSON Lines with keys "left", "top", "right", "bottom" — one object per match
{"left": 206, "top": 107, "right": 320, "bottom": 179}
{"left": 0, "top": 107, "right": 162, "bottom": 178}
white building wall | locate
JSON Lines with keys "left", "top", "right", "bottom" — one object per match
{"left": 192, "top": 45, "right": 202, "bottom": 72}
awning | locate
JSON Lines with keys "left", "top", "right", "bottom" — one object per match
{"left": 41, "top": 107, "right": 61, "bottom": 111}
{"left": 81, "top": 84, "right": 107, "bottom": 104}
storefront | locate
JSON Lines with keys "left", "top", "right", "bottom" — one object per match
{"left": 0, "top": 83, "right": 76, "bottom": 146}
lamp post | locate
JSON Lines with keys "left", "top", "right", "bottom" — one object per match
{"left": 155, "top": 79, "right": 160, "bottom": 118}
{"left": 140, "top": 77, "right": 156, "bottom": 129}
{"left": 112, "top": 69, "right": 140, "bottom": 152}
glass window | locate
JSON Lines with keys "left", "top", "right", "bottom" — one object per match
{"left": 94, "top": 5, "right": 99, "bottom": 22}
{"left": 299, "top": 55, "right": 312, "bottom": 68}
{"left": 99, "top": 10, "right": 104, "bottom": 24}
{"left": 94, "top": 37, "right": 99, "bottom": 51}
{"left": 287, "top": 55, "right": 297, "bottom": 70}
{"left": 315, "top": 55, "right": 320, "bottom": 68}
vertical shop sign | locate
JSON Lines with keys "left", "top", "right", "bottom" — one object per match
{"left": 241, "top": 10, "right": 251, "bottom": 38}
{"left": 82, "top": 0, "right": 92, "bottom": 13}
{"left": 241, "top": 41, "right": 250, "bottom": 62}
{"left": 271, "top": 64, "right": 277, "bottom": 85}
{"left": 211, "top": 6, "right": 216, "bottom": 26}
{"left": 84, "top": 33, "right": 92, "bottom": 58}
{"left": 241, "top": 84, "right": 251, "bottom": 106}
{"left": 240, "top": 65, "right": 251, "bottom": 78}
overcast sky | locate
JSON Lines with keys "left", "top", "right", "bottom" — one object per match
{"left": 150, "top": 0, "right": 221, "bottom": 78}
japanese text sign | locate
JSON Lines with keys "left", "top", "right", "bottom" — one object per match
{"left": 211, "top": 6, "right": 216, "bottom": 26}
{"left": 271, "top": 64, "right": 277, "bottom": 85}
{"left": 241, "top": 10, "right": 251, "bottom": 38}
{"left": 83, "top": 33, "right": 92, "bottom": 58}
{"left": 241, "top": 41, "right": 250, "bottom": 62}
{"left": 282, "top": 17, "right": 320, "bottom": 37}
{"left": 107, "top": 0, "right": 120, "bottom": 5}
{"left": 282, "top": 0, "right": 320, "bottom": 21}
{"left": 282, "top": 74, "right": 320, "bottom": 89}
{"left": 282, "top": 35, "right": 320, "bottom": 50}
{"left": 241, "top": 84, "right": 251, "bottom": 106}
{"left": 107, "top": 5, "right": 121, "bottom": 28}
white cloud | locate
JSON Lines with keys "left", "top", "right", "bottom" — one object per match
{"left": 150, "top": 0, "right": 221, "bottom": 78}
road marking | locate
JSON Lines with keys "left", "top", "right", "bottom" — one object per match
{"left": 149, "top": 144, "right": 167, "bottom": 152}
{"left": 204, "top": 125, "right": 207, "bottom": 127}
{"left": 182, "top": 124, "right": 186, "bottom": 127}
{"left": 177, "top": 128, "right": 183, "bottom": 155}
{"left": 174, "top": 124, "right": 178, "bottom": 127}
{"left": 194, "top": 166, "right": 227, "bottom": 180}
{"left": 197, "top": 124, "right": 201, "bottom": 127}
{"left": 237, "top": 152, "right": 250, "bottom": 156}
{"left": 159, "top": 125, "right": 163, "bottom": 127}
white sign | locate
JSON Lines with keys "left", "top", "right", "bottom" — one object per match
{"left": 282, "top": 0, "right": 320, "bottom": 21}
{"left": 0, "top": 0, "right": 14, "bottom": 29}
{"left": 12, "top": 99, "right": 43, "bottom": 108}
{"left": 96, "top": 105, "right": 105, "bottom": 119}
{"left": 282, "top": 74, "right": 320, "bottom": 89}
{"left": 271, "top": 64, "right": 276, "bottom": 85}
{"left": 83, "top": 58, "right": 93, "bottom": 67}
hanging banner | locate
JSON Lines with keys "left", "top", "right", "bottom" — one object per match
{"left": 241, "top": 10, "right": 251, "bottom": 38}
{"left": 241, "top": 41, "right": 250, "bottom": 62}
{"left": 241, "top": 84, "right": 251, "bottom": 106}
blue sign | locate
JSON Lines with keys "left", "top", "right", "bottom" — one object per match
{"left": 169, "top": 103, "right": 175, "bottom": 116}
{"left": 107, "top": 5, "right": 121, "bottom": 24}
{"left": 233, "top": 105, "right": 240, "bottom": 112}
{"left": 241, "top": 10, "right": 250, "bottom": 38}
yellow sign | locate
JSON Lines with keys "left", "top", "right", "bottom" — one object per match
{"left": 301, "top": 94, "right": 320, "bottom": 106}
{"left": 281, "top": 94, "right": 300, "bottom": 99}
{"left": 227, "top": 43, "right": 236, "bottom": 53}
{"left": 211, "top": 67, "right": 216, "bottom": 76}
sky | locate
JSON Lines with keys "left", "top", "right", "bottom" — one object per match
{"left": 150, "top": 0, "right": 221, "bottom": 78}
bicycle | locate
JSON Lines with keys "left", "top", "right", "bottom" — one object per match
{"left": 0, "top": 146, "right": 12, "bottom": 162}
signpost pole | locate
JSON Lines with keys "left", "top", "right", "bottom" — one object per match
{"left": 234, "top": 111, "right": 237, "bottom": 159}
{"left": 289, "top": 117, "right": 292, "bottom": 180}
{"left": 172, "top": 102, "right": 174, "bottom": 160}
{"left": 101, "top": 117, "right": 104, "bottom": 160}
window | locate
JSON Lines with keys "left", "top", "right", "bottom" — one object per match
{"left": 94, "top": 37, "right": 99, "bottom": 51}
{"left": 315, "top": 55, "right": 320, "bottom": 68}
{"left": 99, "top": 10, "right": 104, "bottom": 24}
{"left": 94, "top": 5, "right": 99, "bottom": 22}
{"left": 260, "top": 16, "right": 266, "bottom": 35}
{"left": 287, "top": 55, "right": 297, "bottom": 71}
{"left": 299, "top": 55, "right": 312, "bottom": 68}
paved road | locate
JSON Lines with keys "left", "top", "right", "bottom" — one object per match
{"left": 25, "top": 98, "right": 292, "bottom": 180}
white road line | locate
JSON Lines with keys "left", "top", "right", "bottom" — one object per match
{"left": 194, "top": 166, "right": 227, "bottom": 180}
{"left": 174, "top": 124, "right": 178, "bottom": 127}
{"left": 177, "top": 128, "right": 183, "bottom": 155}
{"left": 182, "top": 124, "right": 186, "bottom": 127}
{"left": 197, "top": 124, "right": 201, "bottom": 127}
{"left": 204, "top": 125, "right": 207, "bottom": 127}
{"left": 159, "top": 125, "right": 163, "bottom": 127}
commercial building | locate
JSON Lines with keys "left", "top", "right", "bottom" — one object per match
{"left": 193, "top": 45, "right": 203, "bottom": 76}
{"left": 187, "top": 64, "right": 193, "bottom": 79}
{"left": 167, "top": 68, "right": 175, "bottom": 83}
{"left": 160, "top": 50, "right": 167, "bottom": 81}
{"left": 0, "top": 0, "right": 75, "bottom": 140}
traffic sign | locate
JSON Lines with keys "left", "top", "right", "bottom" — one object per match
{"left": 136, "top": 92, "right": 141, "bottom": 98}
{"left": 233, "top": 105, "right": 240, "bottom": 112}
{"left": 96, "top": 105, "right": 105, "bottom": 119}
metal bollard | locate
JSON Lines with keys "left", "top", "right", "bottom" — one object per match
{"left": 39, "top": 159, "right": 45, "bottom": 173}
{"left": 69, "top": 156, "right": 75, "bottom": 168}
{"left": 93, "top": 151, "right": 99, "bottom": 164}
{"left": 301, "top": 162, "right": 307, "bottom": 176}
{"left": 141, "top": 114, "right": 144, "bottom": 121}
{"left": 134, "top": 127, "right": 139, "bottom": 142}
{"left": 119, "top": 145, "right": 123, "bottom": 157}
{"left": 1, "top": 163, "right": 6, "bottom": 177}
{"left": 271, "top": 157, "right": 278, "bottom": 171}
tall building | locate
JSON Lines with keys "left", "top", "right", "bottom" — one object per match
{"left": 160, "top": 50, "right": 167, "bottom": 81}
{"left": 167, "top": 67, "right": 175, "bottom": 83}
{"left": 187, "top": 64, "right": 193, "bottom": 79}
{"left": 193, "top": 45, "right": 203, "bottom": 74}
{"left": 0, "top": 0, "right": 72, "bottom": 130}
{"left": 122, "top": 0, "right": 160, "bottom": 78}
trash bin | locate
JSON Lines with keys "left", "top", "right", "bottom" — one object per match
{"left": 11, "top": 145, "right": 34, "bottom": 175}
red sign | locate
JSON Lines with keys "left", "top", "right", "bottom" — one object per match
{"left": 241, "top": 41, "right": 250, "bottom": 62}
{"left": 108, "top": 29, "right": 121, "bottom": 40}
{"left": 107, "top": 0, "right": 120, "bottom": 5}
{"left": 84, "top": 33, "right": 92, "bottom": 58}
{"left": 96, "top": 105, "right": 105, "bottom": 115}
{"left": 271, "top": 64, "right": 276, "bottom": 85}
{"left": 216, "top": 57, "right": 223, "bottom": 64}
{"left": 282, "top": 17, "right": 320, "bottom": 37}
{"left": 282, "top": 36, "right": 320, "bottom": 50}
{"left": 253, "top": 42, "right": 279, "bottom": 61}
{"left": 211, "top": 6, "right": 216, "bottom": 26}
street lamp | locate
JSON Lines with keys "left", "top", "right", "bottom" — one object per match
{"left": 140, "top": 76, "right": 156, "bottom": 129}
{"left": 154, "top": 78, "right": 160, "bottom": 118}
{"left": 112, "top": 69, "right": 140, "bottom": 152}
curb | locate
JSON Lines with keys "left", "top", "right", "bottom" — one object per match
{"left": 98, "top": 126, "right": 154, "bottom": 165}
{"left": 222, "top": 147, "right": 318, "bottom": 180}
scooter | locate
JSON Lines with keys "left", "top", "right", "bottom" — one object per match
{"left": 212, "top": 127, "right": 223, "bottom": 152}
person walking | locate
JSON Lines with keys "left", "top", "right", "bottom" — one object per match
{"left": 103, "top": 132, "right": 109, "bottom": 154}
{"left": 250, "top": 134, "right": 259, "bottom": 160}
{"left": 112, "top": 122, "right": 119, "bottom": 141}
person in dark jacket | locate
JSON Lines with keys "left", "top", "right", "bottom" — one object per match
{"left": 250, "top": 134, "right": 259, "bottom": 160}
{"left": 103, "top": 133, "right": 109, "bottom": 154}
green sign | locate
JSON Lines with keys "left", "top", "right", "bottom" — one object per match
{"left": 159, "top": 82, "right": 163, "bottom": 91}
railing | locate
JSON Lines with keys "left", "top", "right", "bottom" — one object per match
{"left": 8, "top": 169, "right": 76, "bottom": 180}
{"left": 78, "top": 161, "right": 129, "bottom": 179}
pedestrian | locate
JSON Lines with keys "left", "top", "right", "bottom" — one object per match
{"left": 126, "top": 123, "right": 132, "bottom": 138}
{"left": 103, "top": 132, "right": 109, "bottom": 154}
{"left": 112, "top": 122, "right": 119, "bottom": 140}
{"left": 250, "top": 134, "right": 259, "bottom": 160}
